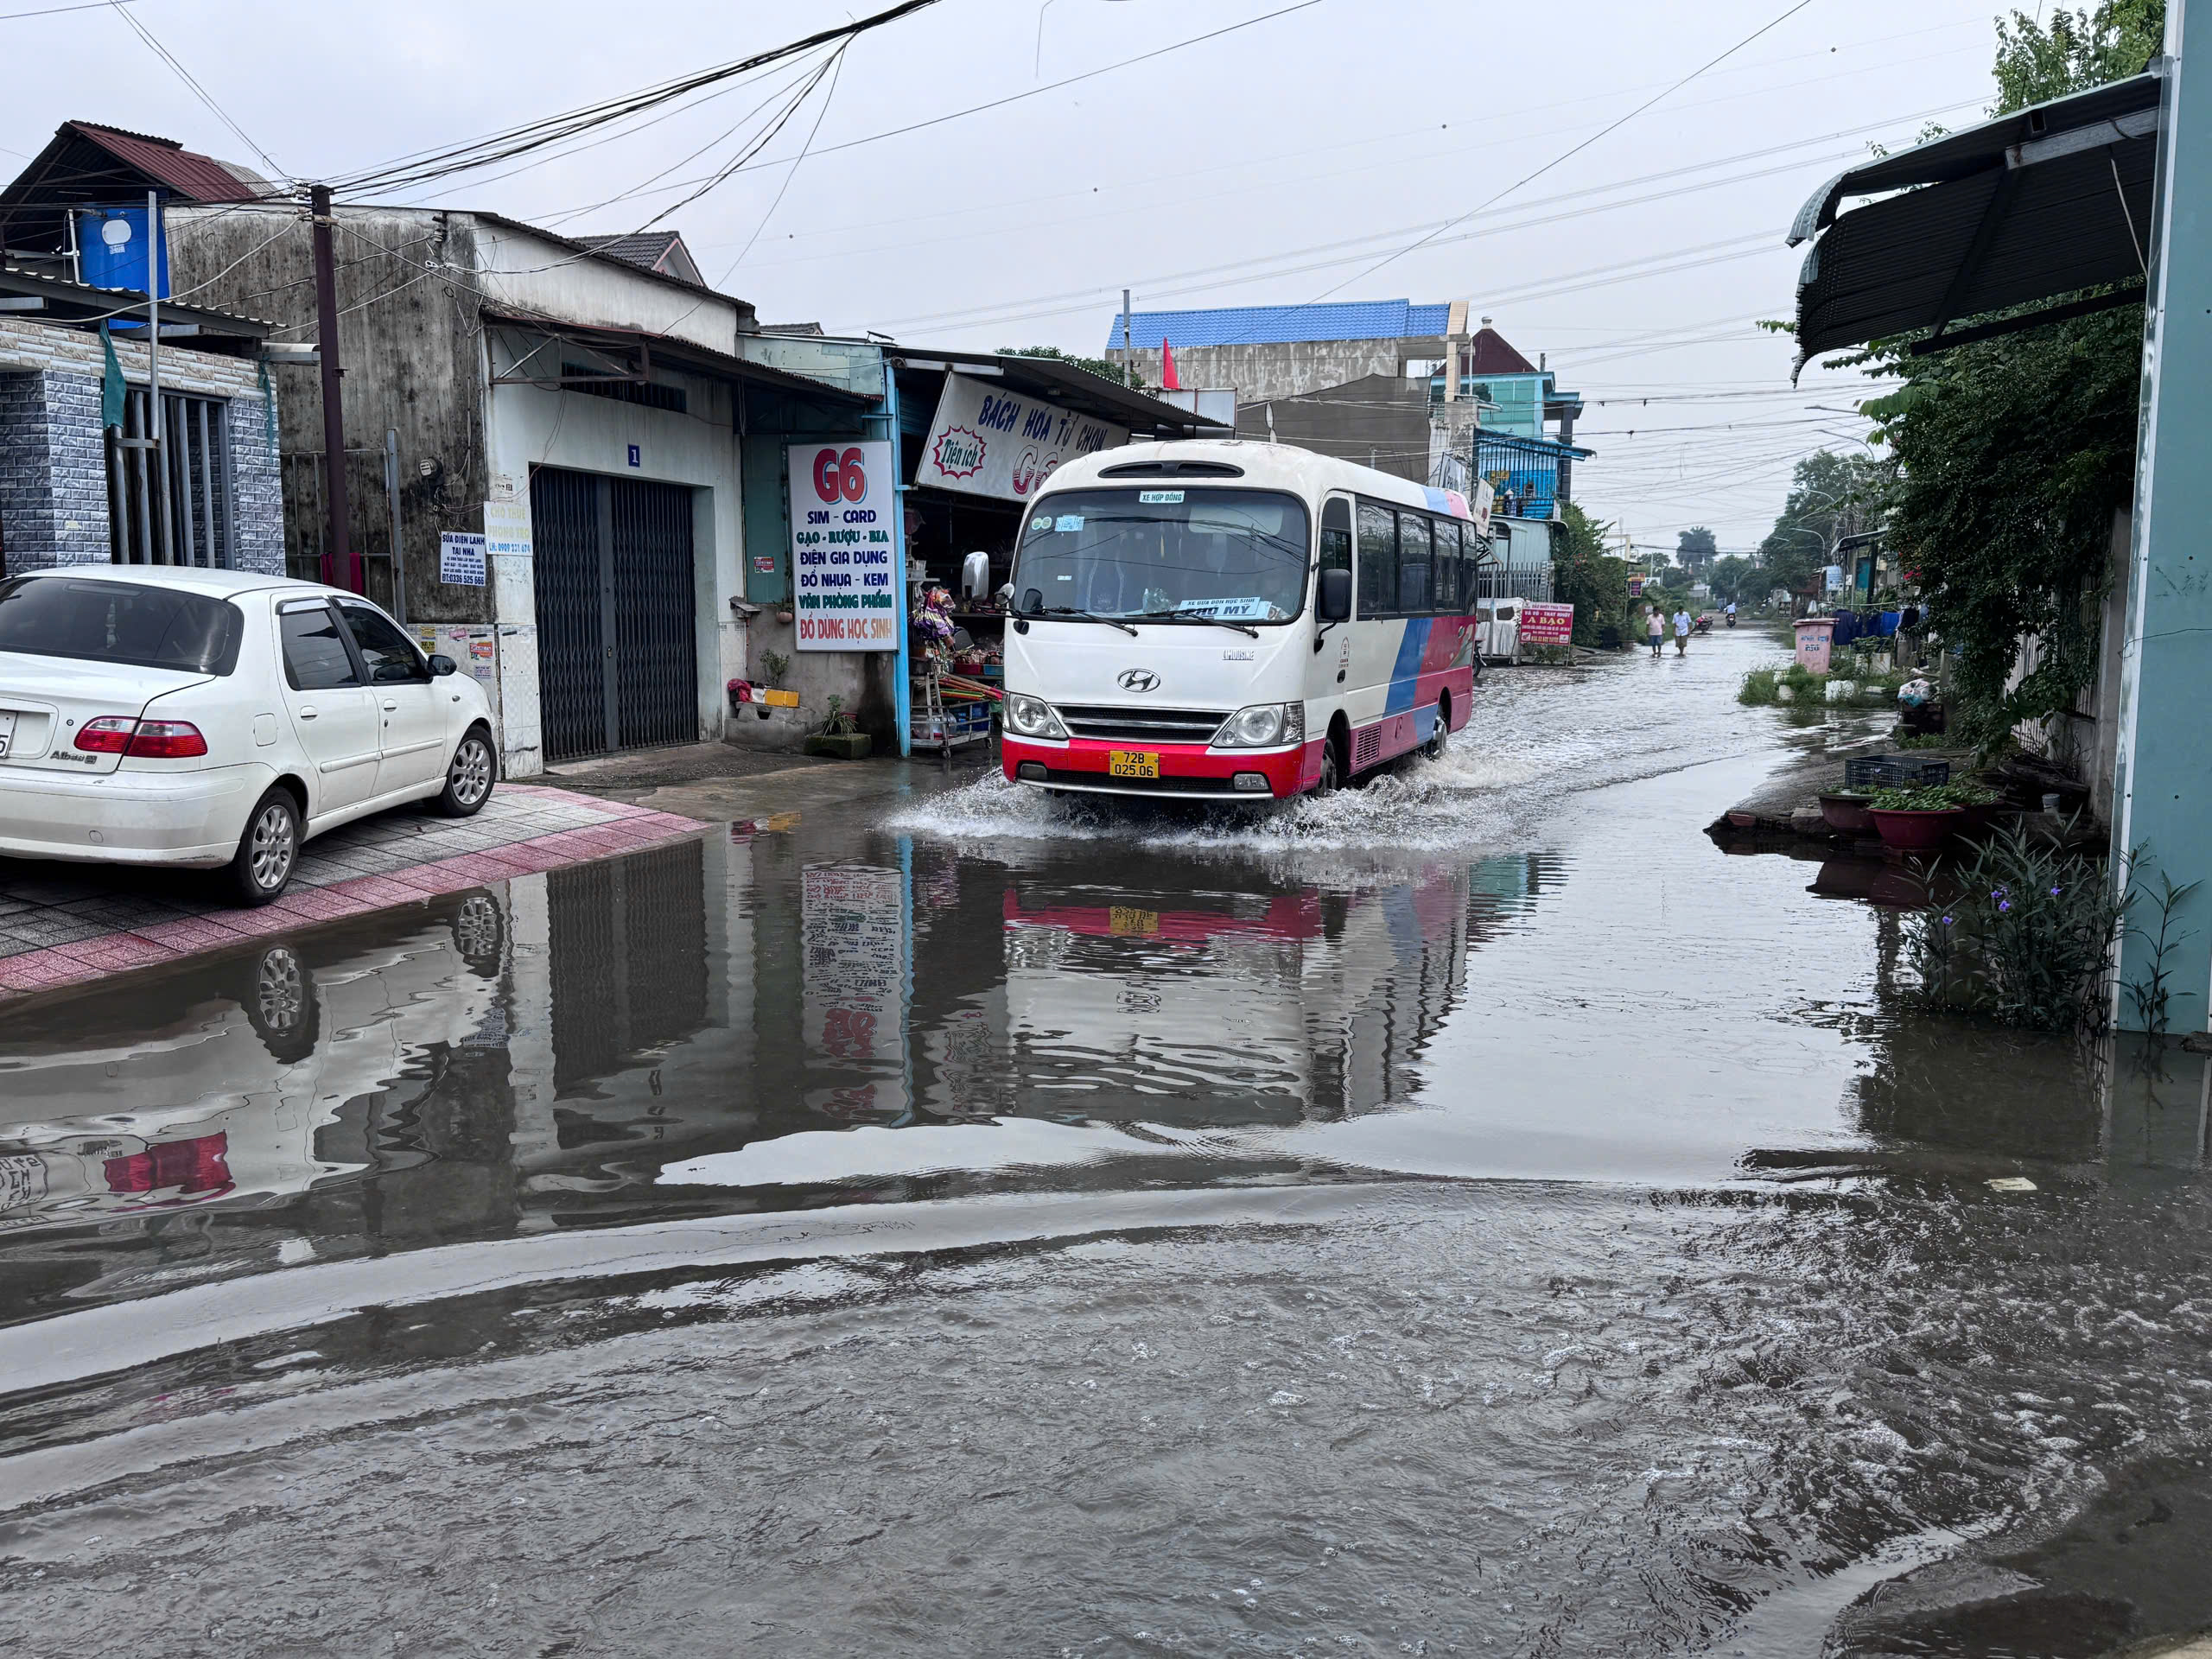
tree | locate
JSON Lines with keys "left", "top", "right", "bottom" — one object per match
{"left": 1675, "top": 526, "right": 1719, "bottom": 572}
{"left": 1758, "top": 451, "right": 1889, "bottom": 602}
{"left": 1549, "top": 502, "right": 1630, "bottom": 646}
{"left": 995, "top": 345, "right": 1131, "bottom": 386}
{"left": 1843, "top": 1, "right": 2160, "bottom": 747}
{"left": 1708, "top": 555, "right": 1755, "bottom": 606}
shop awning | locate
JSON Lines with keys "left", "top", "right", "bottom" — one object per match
{"left": 1789, "top": 69, "right": 2160, "bottom": 368}
{"left": 888, "top": 347, "right": 1231, "bottom": 435}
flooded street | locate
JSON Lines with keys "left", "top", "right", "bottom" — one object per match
{"left": 4, "top": 627, "right": 2209, "bottom": 1656}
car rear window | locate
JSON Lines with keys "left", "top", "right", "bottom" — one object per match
{"left": 0, "top": 576, "right": 244, "bottom": 675}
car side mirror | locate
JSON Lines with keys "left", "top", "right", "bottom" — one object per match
{"left": 428, "top": 653, "right": 458, "bottom": 677}
{"left": 1318, "top": 567, "right": 1352, "bottom": 623}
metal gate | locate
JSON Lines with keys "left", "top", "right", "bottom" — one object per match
{"left": 530, "top": 468, "right": 699, "bottom": 763}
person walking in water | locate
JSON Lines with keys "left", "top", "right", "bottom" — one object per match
{"left": 1673, "top": 607, "right": 1692, "bottom": 656}
{"left": 1645, "top": 605, "right": 1665, "bottom": 658}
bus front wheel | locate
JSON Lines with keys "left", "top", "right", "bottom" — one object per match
{"left": 1318, "top": 727, "right": 1347, "bottom": 793}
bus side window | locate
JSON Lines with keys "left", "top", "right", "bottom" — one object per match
{"left": 1356, "top": 501, "right": 1395, "bottom": 617}
{"left": 1319, "top": 498, "right": 1352, "bottom": 582}
{"left": 1400, "top": 515, "right": 1434, "bottom": 614}
{"left": 1435, "top": 521, "right": 1460, "bottom": 613}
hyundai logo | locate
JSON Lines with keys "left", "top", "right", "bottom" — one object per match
{"left": 1116, "top": 669, "right": 1160, "bottom": 693}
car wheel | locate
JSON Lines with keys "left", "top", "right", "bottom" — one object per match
{"left": 243, "top": 944, "right": 320, "bottom": 1063}
{"left": 1424, "top": 703, "right": 1450, "bottom": 761}
{"left": 1317, "top": 731, "right": 1344, "bottom": 794}
{"left": 226, "top": 787, "right": 301, "bottom": 907}
{"left": 435, "top": 726, "right": 497, "bottom": 818}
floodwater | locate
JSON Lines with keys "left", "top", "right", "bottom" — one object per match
{"left": 3, "top": 626, "right": 2209, "bottom": 1657}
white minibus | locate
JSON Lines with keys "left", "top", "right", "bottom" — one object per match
{"left": 999, "top": 441, "right": 1481, "bottom": 801}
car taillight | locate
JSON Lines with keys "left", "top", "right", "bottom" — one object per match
{"left": 125, "top": 721, "right": 209, "bottom": 759}
{"left": 74, "top": 717, "right": 137, "bottom": 753}
{"left": 104, "top": 1132, "right": 232, "bottom": 1196}
{"left": 73, "top": 718, "right": 208, "bottom": 759}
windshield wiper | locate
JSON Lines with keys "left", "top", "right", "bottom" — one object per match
{"left": 1037, "top": 606, "right": 1140, "bottom": 637}
{"left": 1141, "top": 609, "right": 1260, "bottom": 638}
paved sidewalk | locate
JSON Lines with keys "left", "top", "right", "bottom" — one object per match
{"left": 0, "top": 785, "right": 699, "bottom": 1001}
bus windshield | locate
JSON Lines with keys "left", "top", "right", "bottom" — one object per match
{"left": 1014, "top": 488, "right": 1312, "bottom": 624}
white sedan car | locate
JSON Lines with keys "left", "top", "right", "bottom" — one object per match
{"left": 0, "top": 566, "right": 498, "bottom": 905}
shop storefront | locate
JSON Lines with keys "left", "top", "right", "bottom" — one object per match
{"left": 886, "top": 350, "right": 1225, "bottom": 756}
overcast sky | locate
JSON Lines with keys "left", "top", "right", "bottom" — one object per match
{"left": 9, "top": 0, "right": 2008, "bottom": 550}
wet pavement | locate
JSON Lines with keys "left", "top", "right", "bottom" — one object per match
{"left": 2, "top": 627, "right": 2209, "bottom": 1657}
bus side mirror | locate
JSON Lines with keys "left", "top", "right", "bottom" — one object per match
{"left": 1318, "top": 568, "right": 1352, "bottom": 622}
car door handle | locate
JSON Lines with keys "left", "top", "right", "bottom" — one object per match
{"left": 382, "top": 700, "right": 399, "bottom": 712}
{"left": 298, "top": 707, "right": 318, "bottom": 720}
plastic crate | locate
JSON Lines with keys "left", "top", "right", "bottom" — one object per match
{"left": 1844, "top": 755, "right": 1951, "bottom": 791}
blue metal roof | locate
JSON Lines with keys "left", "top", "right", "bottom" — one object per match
{"left": 1106, "top": 300, "right": 1454, "bottom": 351}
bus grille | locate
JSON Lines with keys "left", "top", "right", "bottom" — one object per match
{"left": 1057, "top": 705, "right": 1226, "bottom": 745}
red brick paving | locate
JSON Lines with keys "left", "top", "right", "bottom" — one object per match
{"left": 0, "top": 793, "right": 702, "bottom": 1005}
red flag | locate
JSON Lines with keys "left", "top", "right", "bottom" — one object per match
{"left": 1160, "top": 337, "right": 1181, "bottom": 391}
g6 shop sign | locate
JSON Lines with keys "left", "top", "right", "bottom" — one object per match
{"left": 786, "top": 440, "right": 897, "bottom": 652}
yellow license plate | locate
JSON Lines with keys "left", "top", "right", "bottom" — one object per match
{"left": 1109, "top": 906, "right": 1160, "bottom": 937}
{"left": 1108, "top": 751, "right": 1159, "bottom": 779}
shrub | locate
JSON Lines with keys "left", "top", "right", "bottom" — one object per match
{"left": 1907, "top": 821, "right": 2126, "bottom": 1033}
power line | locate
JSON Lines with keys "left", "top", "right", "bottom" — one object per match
{"left": 556, "top": 0, "right": 1326, "bottom": 219}
{"left": 323, "top": 0, "right": 942, "bottom": 196}
{"left": 104, "top": 0, "right": 284, "bottom": 181}
{"left": 1264, "top": 0, "right": 1823, "bottom": 323}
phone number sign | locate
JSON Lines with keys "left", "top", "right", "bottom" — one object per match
{"left": 787, "top": 440, "right": 897, "bottom": 652}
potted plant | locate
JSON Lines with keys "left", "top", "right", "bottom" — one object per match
{"left": 1818, "top": 790, "right": 1876, "bottom": 835}
{"left": 803, "top": 695, "right": 872, "bottom": 760}
{"left": 1866, "top": 784, "right": 1965, "bottom": 850}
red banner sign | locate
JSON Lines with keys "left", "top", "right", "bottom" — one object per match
{"left": 1519, "top": 601, "right": 1575, "bottom": 644}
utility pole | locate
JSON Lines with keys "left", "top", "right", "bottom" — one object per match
{"left": 310, "top": 184, "right": 356, "bottom": 592}
{"left": 147, "top": 189, "right": 170, "bottom": 564}
{"left": 1122, "top": 287, "right": 1133, "bottom": 387}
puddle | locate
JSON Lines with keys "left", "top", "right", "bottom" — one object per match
{"left": 2, "top": 626, "right": 2207, "bottom": 1656}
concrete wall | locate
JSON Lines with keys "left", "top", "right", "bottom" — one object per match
{"left": 170, "top": 203, "right": 492, "bottom": 615}
{"left": 1232, "top": 373, "right": 1433, "bottom": 483}
{"left": 0, "top": 316, "right": 281, "bottom": 575}
{"left": 472, "top": 219, "right": 754, "bottom": 359}
{"left": 482, "top": 332, "right": 747, "bottom": 776}
{"left": 1109, "top": 338, "right": 1441, "bottom": 404}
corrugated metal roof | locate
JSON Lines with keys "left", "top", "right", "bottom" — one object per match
{"left": 60, "top": 122, "right": 257, "bottom": 202}
{"left": 1790, "top": 71, "right": 2160, "bottom": 363}
{"left": 1104, "top": 299, "right": 1456, "bottom": 350}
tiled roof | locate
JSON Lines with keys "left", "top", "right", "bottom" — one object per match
{"left": 60, "top": 122, "right": 257, "bottom": 202}
{"left": 577, "top": 232, "right": 682, "bottom": 267}
{"left": 1106, "top": 299, "right": 1456, "bottom": 351}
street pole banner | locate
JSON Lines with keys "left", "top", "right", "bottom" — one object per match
{"left": 915, "top": 371, "right": 1128, "bottom": 501}
{"left": 1519, "top": 601, "right": 1575, "bottom": 644}
{"left": 788, "top": 439, "right": 899, "bottom": 652}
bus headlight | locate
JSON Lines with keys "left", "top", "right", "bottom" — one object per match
{"left": 1211, "top": 702, "right": 1304, "bottom": 749}
{"left": 1005, "top": 694, "right": 1068, "bottom": 740}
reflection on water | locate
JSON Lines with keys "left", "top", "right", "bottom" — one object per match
{"left": 3, "top": 806, "right": 2202, "bottom": 1329}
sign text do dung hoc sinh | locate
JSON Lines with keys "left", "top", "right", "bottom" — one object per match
{"left": 787, "top": 440, "right": 899, "bottom": 652}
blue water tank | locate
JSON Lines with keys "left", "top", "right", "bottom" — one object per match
{"left": 74, "top": 202, "right": 170, "bottom": 298}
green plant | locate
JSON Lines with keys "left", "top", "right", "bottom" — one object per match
{"left": 1906, "top": 821, "right": 2133, "bottom": 1033}
{"left": 2124, "top": 868, "right": 2202, "bottom": 1037}
{"left": 819, "top": 694, "right": 856, "bottom": 736}
{"left": 1869, "top": 781, "right": 2000, "bottom": 811}
{"left": 1895, "top": 732, "right": 1952, "bottom": 750}
{"left": 760, "top": 650, "right": 791, "bottom": 690}
{"left": 1738, "top": 665, "right": 1785, "bottom": 705}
